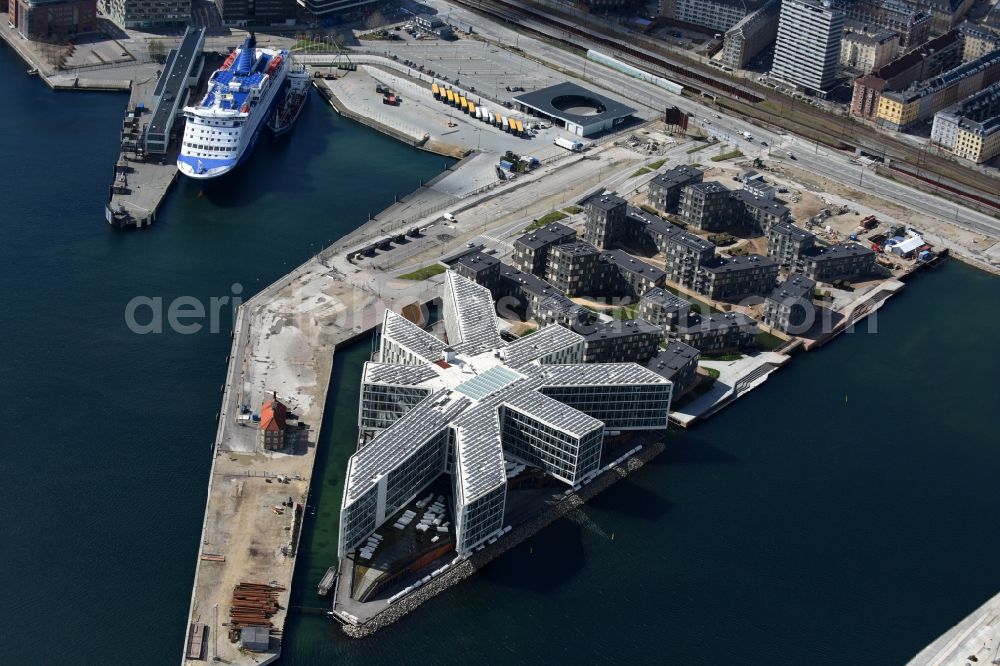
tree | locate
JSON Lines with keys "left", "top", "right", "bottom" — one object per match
{"left": 364, "top": 11, "right": 385, "bottom": 31}
{"left": 148, "top": 39, "right": 166, "bottom": 63}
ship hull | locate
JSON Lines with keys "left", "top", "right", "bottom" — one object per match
{"left": 177, "top": 36, "right": 289, "bottom": 180}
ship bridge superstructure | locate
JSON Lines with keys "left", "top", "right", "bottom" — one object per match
{"left": 339, "top": 271, "right": 674, "bottom": 558}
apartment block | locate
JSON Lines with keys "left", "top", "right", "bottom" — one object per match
{"left": 639, "top": 288, "right": 693, "bottom": 330}
{"left": 762, "top": 273, "right": 817, "bottom": 334}
{"left": 10, "top": 0, "right": 96, "bottom": 40}
{"left": 733, "top": 190, "right": 791, "bottom": 234}
{"left": 451, "top": 251, "right": 502, "bottom": 291}
{"left": 496, "top": 264, "right": 596, "bottom": 331}
{"left": 661, "top": 0, "right": 768, "bottom": 33}
{"left": 767, "top": 220, "right": 816, "bottom": 268}
{"left": 851, "top": 29, "right": 962, "bottom": 120}
{"left": 647, "top": 165, "right": 704, "bottom": 213}
{"left": 214, "top": 0, "right": 296, "bottom": 25}
{"left": 801, "top": 243, "right": 876, "bottom": 282}
{"left": 771, "top": 0, "right": 845, "bottom": 94}
{"left": 584, "top": 194, "right": 629, "bottom": 249}
{"left": 877, "top": 49, "right": 1000, "bottom": 131}
{"left": 674, "top": 311, "right": 759, "bottom": 354}
{"left": 840, "top": 0, "right": 931, "bottom": 52}
{"left": 664, "top": 231, "right": 716, "bottom": 290}
{"left": 931, "top": 81, "right": 1000, "bottom": 162}
{"left": 102, "top": 0, "right": 189, "bottom": 28}
{"left": 512, "top": 222, "right": 577, "bottom": 275}
{"left": 695, "top": 254, "right": 780, "bottom": 301}
{"left": 582, "top": 319, "right": 663, "bottom": 363}
{"left": 841, "top": 30, "right": 899, "bottom": 73}
{"left": 959, "top": 22, "right": 1000, "bottom": 62}
{"left": 722, "top": 0, "right": 781, "bottom": 69}
{"left": 678, "top": 181, "right": 740, "bottom": 231}
{"left": 907, "top": 0, "right": 977, "bottom": 33}
{"left": 646, "top": 341, "right": 700, "bottom": 397}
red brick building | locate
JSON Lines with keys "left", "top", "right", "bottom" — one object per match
{"left": 10, "top": 0, "right": 97, "bottom": 42}
{"left": 258, "top": 395, "right": 288, "bottom": 451}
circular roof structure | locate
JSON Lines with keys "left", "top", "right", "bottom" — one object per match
{"left": 550, "top": 94, "right": 606, "bottom": 117}
{"left": 511, "top": 82, "right": 636, "bottom": 129}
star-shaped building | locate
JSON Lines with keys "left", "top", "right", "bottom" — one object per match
{"left": 339, "top": 271, "right": 673, "bottom": 557}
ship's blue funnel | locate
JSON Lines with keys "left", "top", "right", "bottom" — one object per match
{"left": 234, "top": 33, "right": 256, "bottom": 76}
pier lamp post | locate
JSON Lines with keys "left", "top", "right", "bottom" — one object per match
{"left": 213, "top": 603, "right": 219, "bottom": 661}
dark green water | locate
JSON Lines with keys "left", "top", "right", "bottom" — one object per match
{"left": 3, "top": 42, "right": 1000, "bottom": 665}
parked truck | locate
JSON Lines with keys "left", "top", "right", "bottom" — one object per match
{"left": 554, "top": 136, "right": 584, "bottom": 151}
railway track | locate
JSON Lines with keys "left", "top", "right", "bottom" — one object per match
{"left": 453, "top": 0, "right": 1000, "bottom": 210}
{"left": 453, "top": 0, "right": 764, "bottom": 103}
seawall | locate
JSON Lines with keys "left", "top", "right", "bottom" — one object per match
{"left": 339, "top": 440, "right": 666, "bottom": 637}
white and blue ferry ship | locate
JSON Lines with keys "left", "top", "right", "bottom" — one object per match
{"left": 178, "top": 34, "right": 289, "bottom": 179}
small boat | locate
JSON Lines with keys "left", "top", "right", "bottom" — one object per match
{"left": 27, "top": 68, "right": 38, "bottom": 76}
{"left": 268, "top": 64, "right": 310, "bottom": 137}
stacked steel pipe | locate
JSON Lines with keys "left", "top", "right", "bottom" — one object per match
{"left": 227, "top": 581, "right": 286, "bottom": 642}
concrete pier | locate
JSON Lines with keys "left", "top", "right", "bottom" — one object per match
{"left": 908, "top": 590, "right": 1000, "bottom": 665}
{"left": 104, "top": 74, "right": 180, "bottom": 228}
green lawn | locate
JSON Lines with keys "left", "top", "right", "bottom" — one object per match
{"left": 648, "top": 158, "right": 668, "bottom": 170}
{"left": 522, "top": 210, "right": 568, "bottom": 232}
{"left": 702, "top": 353, "right": 743, "bottom": 361}
{"left": 631, "top": 167, "right": 652, "bottom": 177}
{"left": 686, "top": 141, "right": 714, "bottom": 155}
{"left": 710, "top": 149, "right": 744, "bottom": 162}
{"left": 399, "top": 264, "right": 446, "bottom": 281}
{"left": 756, "top": 330, "right": 785, "bottom": 350}
{"left": 611, "top": 303, "right": 640, "bottom": 320}
{"left": 702, "top": 367, "right": 721, "bottom": 379}
{"left": 563, "top": 205, "right": 583, "bottom": 215}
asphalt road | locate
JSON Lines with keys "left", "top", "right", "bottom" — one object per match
{"left": 409, "top": 0, "right": 1000, "bottom": 239}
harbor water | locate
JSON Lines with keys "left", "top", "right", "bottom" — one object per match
{"left": 2, "top": 42, "right": 999, "bottom": 665}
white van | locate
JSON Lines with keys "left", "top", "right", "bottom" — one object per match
{"left": 443, "top": 213, "right": 457, "bottom": 222}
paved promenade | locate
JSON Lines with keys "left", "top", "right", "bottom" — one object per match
{"left": 909, "top": 590, "right": 1000, "bottom": 665}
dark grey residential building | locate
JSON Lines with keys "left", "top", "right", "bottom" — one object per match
{"left": 512, "top": 223, "right": 577, "bottom": 275}
{"left": 763, "top": 273, "right": 817, "bottom": 334}
{"left": 451, "top": 251, "right": 502, "bottom": 291}
{"left": 597, "top": 250, "right": 667, "bottom": 298}
{"left": 801, "top": 243, "right": 876, "bottom": 282}
{"left": 664, "top": 231, "right": 717, "bottom": 290}
{"left": 733, "top": 190, "right": 791, "bottom": 234}
{"left": 679, "top": 181, "right": 740, "bottom": 231}
{"left": 639, "top": 287, "right": 693, "bottom": 330}
{"left": 496, "top": 263, "right": 597, "bottom": 331}
{"left": 584, "top": 193, "right": 629, "bottom": 249}
{"left": 695, "top": 254, "right": 779, "bottom": 301}
{"left": 545, "top": 241, "right": 604, "bottom": 296}
{"left": 622, "top": 206, "right": 685, "bottom": 254}
{"left": 675, "top": 311, "right": 759, "bottom": 354}
{"left": 546, "top": 244, "right": 666, "bottom": 299}
{"left": 582, "top": 319, "right": 663, "bottom": 363}
{"left": 767, "top": 221, "right": 816, "bottom": 269}
{"left": 646, "top": 341, "right": 701, "bottom": 397}
{"left": 647, "top": 165, "right": 704, "bottom": 213}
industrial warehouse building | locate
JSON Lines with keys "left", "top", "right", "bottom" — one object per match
{"left": 339, "top": 272, "right": 674, "bottom": 558}
{"left": 512, "top": 82, "right": 637, "bottom": 137}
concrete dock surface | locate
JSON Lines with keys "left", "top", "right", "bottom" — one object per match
{"left": 909, "top": 590, "right": 1000, "bottom": 665}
